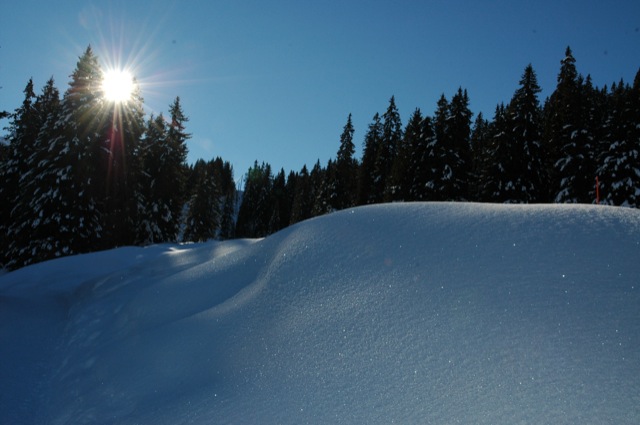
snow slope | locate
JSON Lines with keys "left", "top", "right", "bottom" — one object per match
{"left": 1, "top": 203, "right": 639, "bottom": 424}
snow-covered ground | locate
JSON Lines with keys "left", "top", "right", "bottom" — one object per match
{"left": 1, "top": 202, "right": 639, "bottom": 424}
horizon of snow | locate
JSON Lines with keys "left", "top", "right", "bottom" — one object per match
{"left": 1, "top": 202, "right": 639, "bottom": 424}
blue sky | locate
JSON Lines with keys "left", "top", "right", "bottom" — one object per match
{"left": 1, "top": 0, "right": 639, "bottom": 181}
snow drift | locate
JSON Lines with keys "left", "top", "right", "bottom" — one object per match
{"left": 1, "top": 203, "right": 639, "bottom": 424}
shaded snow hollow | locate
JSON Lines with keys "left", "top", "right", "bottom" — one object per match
{"left": 1, "top": 203, "right": 639, "bottom": 424}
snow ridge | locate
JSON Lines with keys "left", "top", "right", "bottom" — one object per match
{"left": 1, "top": 203, "right": 639, "bottom": 424}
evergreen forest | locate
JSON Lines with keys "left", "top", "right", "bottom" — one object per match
{"left": 1, "top": 46, "right": 639, "bottom": 270}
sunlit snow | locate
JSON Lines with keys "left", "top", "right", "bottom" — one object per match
{"left": 1, "top": 203, "right": 639, "bottom": 424}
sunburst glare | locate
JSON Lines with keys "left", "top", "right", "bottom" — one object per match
{"left": 102, "top": 68, "right": 135, "bottom": 103}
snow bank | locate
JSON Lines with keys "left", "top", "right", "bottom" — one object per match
{"left": 1, "top": 203, "right": 639, "bottom": 424}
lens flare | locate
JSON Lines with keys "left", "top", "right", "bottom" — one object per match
{"left": 102, "top": 69, "right": 134, "bottom": 103}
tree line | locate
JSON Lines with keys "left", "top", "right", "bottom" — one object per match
{"left": 0, "top": 46, "right": 235, "bottom": 270}
{"left": 2, "top": 46, "right": 639, "bottom": 269}
{"left": 235, "top": 47, "right": 640, "bottom": 238}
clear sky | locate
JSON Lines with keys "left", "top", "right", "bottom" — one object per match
{"left": 1, "top": 0, "right": 639, "bottom": 181}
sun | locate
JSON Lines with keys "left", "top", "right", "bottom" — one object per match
{"left": 102, "top": 69, "right": 135, "bottom": 103}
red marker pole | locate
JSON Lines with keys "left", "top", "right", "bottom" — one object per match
{"left": 595, "top": 176, "right": 600, "bottom": 204}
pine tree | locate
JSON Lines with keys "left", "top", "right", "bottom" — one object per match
{"left": 168, "top": 97, "right": 190, "bottom": 161}
{"left": 446, "top": 88, "right": 473, "bottom": 200}
{"left": 375, "top": 96, "right": 402, "bottom": 201}
{"left": 218, "top": 160, "right": 237, "bottom": 240}
{"left": 268, "top": 168, "right": 291, "bottom": 233}
{"left": 1, "top": 79, "right": 39, "bottom": 267}
{"left": 138, "top": 114, "right": 177, "bottom": 243}
{"left": 357, "top": 113, "right": 382, "bottom": 205}
{"left": 394, "top": 108, "right": 423, "bottom": 201}
{"left": 184, "top": 160, "right": 220, "bottom": 242}
{"left": 333, "top": 113, "right": 357, "bottom": 210}
{"left": 5, "top": 48, "right": 113, "bottom": 268}
{"left": 8, "top": 79, "right": 63, "bottom": 268}
{"left": 166, "top": 96, "right": 190, "bottom": 213}
{"left": 236, "top": 161, "right": 273, "bottom": 237}
{"left": 422, "top": 95, "right": 448, "bottom": 200}
{"left": 588, "top": 78, "right": 611, "bottom": 175}
{"left": 409, "top": 114, "right": 435, "bottom": 201}
{"left": 137, "top": 98, "right": 189, "bottom": 244}
{"left": 425, "top": 93, "right": 471, "bottom": 201}
{"left": 507, "top": 64, "right": 546, "bottom": 202}
{"left": 101, "top": 80, "right": 146, "bottom": 246}
{"left": 290, "top": 165, "right": 312, "bottom": 225}
{"left": 6, "top": 79, "right": 38, "bottom": 177}
{"left": 597, "top": 74, "right": 640, "bottom": 207}
{"left": 480, "top": 66, "right": 546, "bottom": 203}
{"left": 311, "top": 159, "right": 332, "bottom": 216}
{"left": 550, "top": 48, "right": 596, "bottom": 203}
{"left": 479, "top": 104, "right": 511, "bottom": 202}
{"left": 469, "top": 112, "right": 490, "bottom": 200}
{"left": 52, "top": 46, "right": 109, "bottom": 255}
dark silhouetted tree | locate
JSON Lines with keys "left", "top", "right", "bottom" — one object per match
{"left": 549, "top": 47, "right": 596, "bottom": 203}
{"left": 1, "top": 79, "right": 40, "bottom": 267}
{"left": 290, "top": 165, "right": 312, "bottom": 225}
{"left": 218, "top": 159, "right": 236, "bottom": 240}
{"left": 469, "top": 112, "right": 490, "bottom": 200}
{"left": 425, "top": 93, "right": 471, "bottom": 200}
{"left": 184, "top": 159, "right": 220, "bottom": 242}
{"left": 392, "top": 108, "right": 422, "bottom": 201}
{"left": 446, "top": 88, "right": 473, "bottom": 200}
{"left": 376, "top": 96, "right": 402, "bottom": 200}
{"left": 236, "top": 161, "right": 273, "bottom": 237}
{"left": 101, "top": 81, "right": 146, "bottom": 246}
{"left": 311, "top": 159, "right": 332, "bottom": 216}
{"left": 479, "top": 103, "right": 510, "bottom": 202}
{"left": 269, "top": 168, "right": 291, "bottom": 233}
{"left": 597, "top": 74, "right": 640, "bottom": 207}
{"left": 21, "top": 47, "right": 108, "bottom": 265}
{"left": 358, "top": 113, "right": 382, "bottom": 204}
{"left": 507, "top": 64, "right": 546, "bottom": 202}
{"left": 332, "top": 113, "right": 357, "bottom": 210}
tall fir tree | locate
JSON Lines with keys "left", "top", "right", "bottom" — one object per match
{"left": 550, "top": 47, "right": 596, "bottom": 203}
{"left": 268, "top": 168, "right": 291, "bottom": 233}
{"left": 9, "top": 79, "right": 63, "bottom": 268}
{"left": 507, "top": 64, "right": 547, "bottom": 202}
{"left": 332, "top": 113, "right": 357, "bottom": 210}
{"left": 479, "top": 103, "right": 511, "bottom": 202}
{"left": 393, "top": 108, "right": 423, "bottom": 201}
{"left": 137, "top": 114, "right": 174, "bottom": 243}
{"left": 1, "top": 79, "right": 39, "bottom": 267}
{"left": 423, "top": 94, "right": 448, "bottom": 200}
{"left": 101, "top": 80, "right": 146, "bottom": 246}
{"left": 236, "top": 161, "right": 273, "bottom": 237}
{"left": 290, "top": 165, "right": 312, "bottom": 225}
{"left": 19, "top": 47, "right": 108, "bottom": 265}
{"left": 58, "top": 46, "right": 109, "bottom": 252}
{"left": 218, "top": 159, "right": 237, "bottom": 240}
{"left": 167, "top": 96, "right": 190, "bottom": 209}
{"left": 586, "top": 77, "right": 611, "bottom": 175}
{"left": 446, "top": 88, "right": 473, "bottom": 200}
{"left": 469, "top": 112, "right": 490, "bottom": 200}
{"left": 409, "top": 114, "right": 435, "bottom": 201}
{"left": 375, "top": 96, "right": 402, "bottom": 201}
{"left": 183, "top": 160, "right": 220, "bottom": 242}
{"left": 481, "top": 66, "right": 545, "bottom": 203}
{"left": 357, "top": 113, "right": 382, "bottom": 205}
{"left": 137, "top": 98, "right": 189, "bottom": 244}
{"left": 597, "top": 73, "right": 640, "bottom": 207}
{"left": 424, "top": 93, "right": 471, "bottom": 201}
{"left": 311, "top": 159, "right": 332, "bottom": 216}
